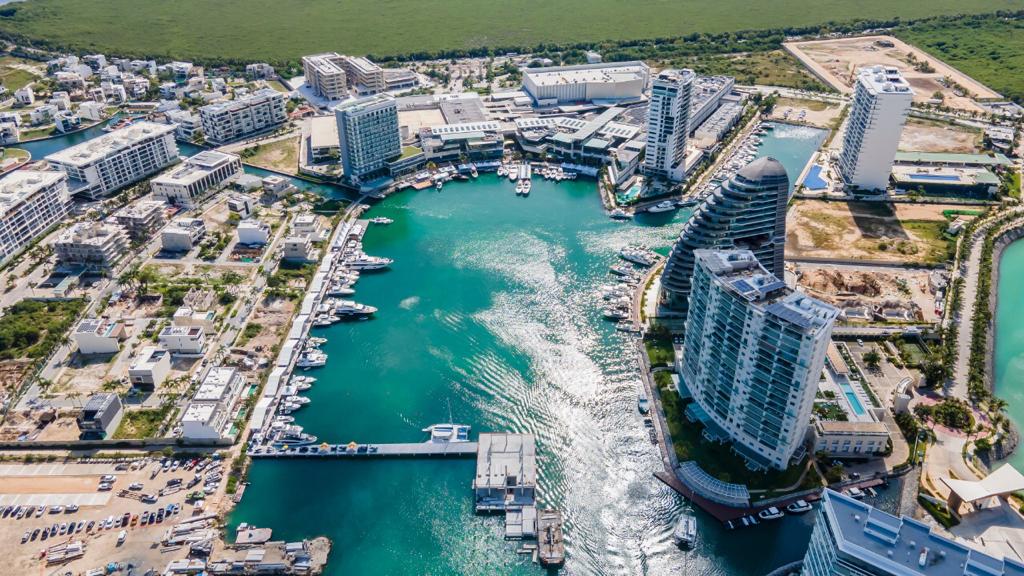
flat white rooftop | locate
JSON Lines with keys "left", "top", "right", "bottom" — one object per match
{"left": 46, "top": 121, "right": 175, "bottom": 167}
{"left": 194, "top": 367, "right": 238, "bottom": 402}
{"left": 524, "top": 61, "right": 648, "bottom": 87}
{"left": 309, "top": 115, "right": 339, "bottom": 149}
{"left": 201, "top": 89, "right": 281, "bottom": 115}
{"left": 857, "top": 65, "right": 914, "bottom": 96}
{"left": 0, "top": 171, "right": 65, "bottom": 218}
{"left": 152, "top": 150, "right": 239, "bottom": 187}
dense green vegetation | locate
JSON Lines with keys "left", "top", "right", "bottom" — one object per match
{"left": 0, "top": 299, "right": 86, "bottom": 360}
{"left": 0, "top": 0, "right": 1017, "bottom": 64}
{"left": 113, "top": 405, "right": 173, "bottom": 439}
{"left": 897, "top": 14, "right": 1024, "bottom": 103}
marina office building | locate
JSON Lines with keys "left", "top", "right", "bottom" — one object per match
{"left": 44, "top": 121, "right": 179, "bottom": 200}
{"left": 0, "top": 170, "right": 71, "bottom": 264}
{"left": 198, "top": 89, "right": 287, "bottom": 145}
{"left": 680, "top": 250, "right": 837, "bottom": 470}
{"left": 334, "top": 94, "right": 401, "bottom": 185}
{"left": 802, "top": 489, "right": 1024, "bottom": 575}
{"left": 152, "top": 150, "right": 243, "bottom": 206}
{"left": 644, "top": 69, "right": 694, "bottom": 183}
{"left": 838, "top": 66, "right": 914, "bottom": 192}
{"left": 522, "top": 61, "right": 649, "bottom": 105}
{"left": 660, "top": 157, "right": 790, "bottom": 320}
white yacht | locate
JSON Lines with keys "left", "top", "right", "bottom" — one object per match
{"left": 348, "top": 254, "right": 393, "bottom": 270}
{"left": 423, "top": 423, "right": 471, "bottom": 443}
{"left": 603, "top": 307, "right": 629, "bottom": 321}
{"left": 279, "top": 402, "right": 303, "bottom": 414}
{"left": 296, "top": 350, "right": 327, "bottom": 369}
{"left": 273, "top": 415, "right": 295, "bottom": 424}
{"left": 326, "top": 283, "right": 355, "bottom": 297}
{"left": 786, "top": 500, "right": 813, "bottom": 514}
{"left": 637, "top": 390, "right": 649, "bottom": 414}
{"left": 313, "top": 314, "right": 339, "bottom": 327}
{"left": 646, "top": 200, "right": 677, "bottom": 213}
{"left": 845, "top": 487, "right": 865, "bottom": 499}
{"left": 284, "top": 396, "right": 310, "bottom": 405}
{"left": 272, "top": 425, "right": 317, "bottom": 446}
{"left": 757, "top": 507, "right": 785, "bottom": 521}
{"left": 335, "top": 300, "right": 377, "bottom": 317}
{"left": 672, "top": 514, "right": 697, "bottom": 548}
{"left": 619, "top": 247, "right": 656, "bottom": 267}
{"left": 515, "top": 180, "right": 527, "bottom": 195}
{"left": 609, "top": 208, "right": 631, "bottom": 220}
{"left": 295, "top": 382, "right": 312, "bottom": 392}
{"left": 369, "top": 217, "right": 394, "bottom": 225}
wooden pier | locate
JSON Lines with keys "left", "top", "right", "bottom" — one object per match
{"left": 248, "top": 441, "right": 478, "bottom": 459}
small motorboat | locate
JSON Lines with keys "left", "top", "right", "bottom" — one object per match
{"left": 785, "top": 500, "right": 813, "bottom": 514}
{"left": 672, "top": 514, "right": 697, "bottom": 548}
{"left": 757, "top": 507, "right": 784, "bottom": 521}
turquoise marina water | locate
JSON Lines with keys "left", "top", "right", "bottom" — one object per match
{"left": 756, "top": 123, "right": 827, "bottom": 193}
{"left": 996, "top": 240, "right": 1024, "bottom": 470}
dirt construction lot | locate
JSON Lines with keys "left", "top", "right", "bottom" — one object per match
{"left": 899, "top": 117, "right": 983, "bottom": 154}
{"left": 784, "top": 35, "right": 1000, "bottom": 113}
{"left": 0, "top": 456, "right": 227, "bottom": 574}
{"left": 786, "top": 200, "right": 965, "bottom": 265}
{"left": 794, "top": 263, "right": 941, "bottom": 323}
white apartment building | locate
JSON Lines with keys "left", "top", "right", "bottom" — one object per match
{"left": 54, "top": 221, "right": 130, "bottom": 270}
{"left": 334, "top": 94, "right": 401, "bottom": 184}
{"left": 128, "top": 346, "right": 171, "bottom": 390}
{"left": 680, "top": 250, "right": 838, "bottom": 470}
{"left": 161, "top": 218, "right": 205, "bottom": 252}
{"left": 838, "top": 66, "right": 914, "bottom": 192}
{"left": 302, "top": 53, "right": 386, "bottom": 100}
{"left": 237, "top": 219, "right": 270, "bottom": 245}
{"left": 227, "top": 195, "right": 254, "bottom": 218}
{"left": 0, "top": 122, "right": 17, "bottom": 145}
{"left": 73, "top": 318, "right": 125, "bottom": 355}
{"left": 78, "top": 101, "right": 106, "bottom": 122}
{"left": 44, "top": 121, "right": 179, "bottom": 199}
{"left": 173, "top": 306, "right": 216, "bottom": 330}
{"left": 522, "top": 61, "right": 649, "bottom": 105}
{"left": 112, "top": 199, "right": 167, "bottom": 239}
{"left": 0, "top": 171, "right": 71, "bottom": 263}
{"left": 645, "top": 69, "right": 694, "bottom": 183}
{"left": 158, "top": 325, "right": 206, "bottom": 355}
{"left": 291, "top": 213, "right": 322, "bottom": 239}
{"left": 198, "top": 88, "right": 287, "bottom": 145}
{"left": 180, "top": 367, "right": 243, "bottom": 440}
{"left": 151, "top": 150, "right": 242, "bottom": 206}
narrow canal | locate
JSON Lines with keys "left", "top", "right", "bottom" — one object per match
{"left": 996, "top": 240, "right": 1024, "bottom": 470}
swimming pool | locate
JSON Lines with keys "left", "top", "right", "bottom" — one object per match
{"left": 616, "top": 184, "right": 642, "bottom": 205}
{"left": 803, "top": 165, "right": 828, "bottom": 190}
{"left": 908, "top": 173, "right": 962, "bottom": 182}
{"left": 840, "top": 382, "right": 867, "bottom": 416}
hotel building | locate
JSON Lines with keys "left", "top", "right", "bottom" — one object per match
{"left": 198, "top": 89, "right": 287, "bottom": 145}
{"left": 644, "top": 69, "right": 694, "bottom": 182}
{"left": 334, "top": 94, "right": 401, "bottom": 184}
{"left": 152, "top": 150, "right": 242, "bottom": 206}
{"left": 838, "top": 66, "right": 914, "bottom": 192}
{"left": 44, "top": 121, "right": 179, "bottom": 199}
{"left": 680, "top": 250, "right": 837, "bottom": 470}
{"left": 0, "top": 171, "right": 71, "bottom": 264}
{"left": 302, "top": 53, "right": 385, "bottom": 100}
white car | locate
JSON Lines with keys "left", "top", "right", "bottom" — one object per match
{"left": 129, "top": 482, "right": 144, "bottom": 491}
{"left": 100, "top": 474, "right": 117, "bottom": 483}
{"left": 98, "top": 482, "right": 113, "bottom": 491}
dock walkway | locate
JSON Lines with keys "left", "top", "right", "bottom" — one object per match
{"left": 250, "top": 441, "right": 478, "bottom": 459}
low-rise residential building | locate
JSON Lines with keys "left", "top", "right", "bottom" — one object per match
{"left": 160, "top": 217, "right": 206, "bottom": 252}
{"left": 78, "top": 101, "right": 106, "bottom": 122}
{"left": 291, "top": 213, "right": 323, "bottom": 239}
{"left": 227, "top": 195, "right": 254, "bottom": 218}
{"left": 77, "top": 394, "right": 124, "bottom": 440}
{"left": 128, "top": 346, "right": 171, "bottom": 390}
{"left": 309, "top": 115, "right": 339, "bottom": 162}
{"left": 172, "top": 305, "right": 216, "bottom": 330}
{"left": 165, "top": 109, "right": 201, "bottom": 141}
{"left": 180, "top": 367, "right": 243, "bottom": 440}
{"left": 14, "top": 85, "right": 35, "bottom": 106}
{"left": 54, "top": 221, "right": 130, "bottom": 270}
{"left": 246, "top": 63, "right": 275, "bottom": 79}
{"left": 383, "top": 68, "right": 419, "bottom": 92}
{"left": 151, "top": 150, "right": 242, "bottom": 206}
{"left": 44, "top": 121, "right": 179, "bottom": 199}
{"left": 0, "top": 170, "right": 71, "bottom": 264}
{"left": 237, "top": 219, "right": 270, "bottom": 245}
{"left": 261, "top": 175, "right": 291, "bottom": 196}
{"left": 813, "top": 420, "right": 891, "bottom": 458}
{"left": 282, "top": 236, "right": 316, "bottom": 262}
{"left": 198, "top": 88, "right": 286, "bottom": 145}
{"left": 0, "top": 122, "right": 19, "bottom": 145}
{"left": 30, "top": 104, "right": 58, "bottom": 125}
{"left": 73, "top": 318, "right": 126, "bottom": 355}
{"left": 112, "top": 199, "right": 167, "bottom": 240}
{"left": 158, "top": 325, "right": 206, "bottom": 355}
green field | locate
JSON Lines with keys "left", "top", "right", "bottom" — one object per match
{"left": 897, "top": 16, "right": 1024, "bottom": 103}
{"left": 0, "top": 0, "right": 1017, "bottom": 63}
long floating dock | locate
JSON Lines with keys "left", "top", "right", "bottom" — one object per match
{"left": 249, "top": 441, "right": 478, "bottom": 459}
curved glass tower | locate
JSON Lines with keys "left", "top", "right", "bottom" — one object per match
{"left": 659, "top": 156, "right": 789, "bottom": 320}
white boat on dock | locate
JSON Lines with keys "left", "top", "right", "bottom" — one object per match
{"left": 672, "top": 514, "right": 697, "bottom": 548}
{"left": 423, "top": 423, "right": 472, "bottom": 443}
{"left": 348, "top": 254, "right": 393, "bottom": 270}
{"left": 369, "top": 217, "right": 393, "bottom": 225}
{"left": 335, "top": 300, "right": 377, "bottom": 318}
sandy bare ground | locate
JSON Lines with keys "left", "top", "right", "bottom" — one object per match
{"left": 899, "top": 118, "right": 982, "bottom": 154}
{"left": 769, "top": 97, "right": 844, "bottom": 129}
{"left": 794, "top": 263, "right": 940, "bottom": 323}
{"left": 786, "top": 200, "right": 966, "bottom": 264}
{"left": 784, "top": 35, "right": 999, "bottom": 113}
{"left": 0, "top": 475, "right": 100, "bottom": 494}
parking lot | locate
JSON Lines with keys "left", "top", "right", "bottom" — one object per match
{"left": 0, "top": 455, "right": 228, "bottom": 574}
